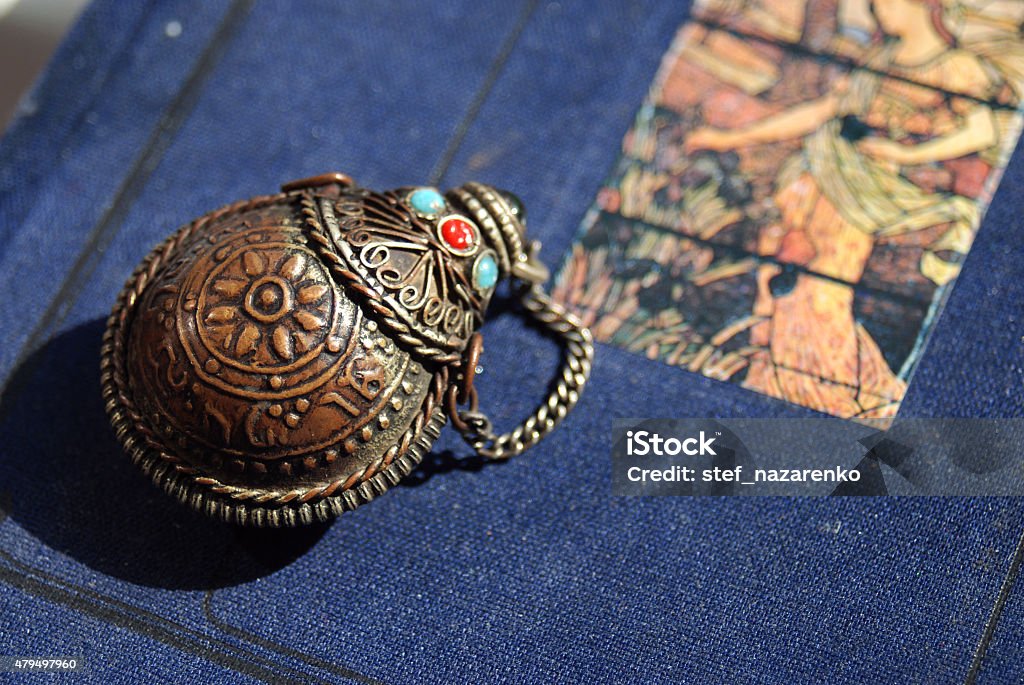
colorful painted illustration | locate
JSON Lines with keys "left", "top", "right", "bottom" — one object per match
{"left": 553, "top": 0, "right": 1024, "bottom": 419}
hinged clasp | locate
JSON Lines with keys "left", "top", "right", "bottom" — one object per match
{"left": 510, "top": 240, "right": 550, "bottom": 285}
{"left": 281, "top": 172, "right": 354, "bottom": 194}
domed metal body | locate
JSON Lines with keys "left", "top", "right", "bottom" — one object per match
{"left": 102, "top": 174, "right": 557, "bottom": 527}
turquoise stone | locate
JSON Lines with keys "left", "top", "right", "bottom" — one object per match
{"left": 474, "top": 253, "right": 499, "bottom": 290}
{"left": 409, "top": 187, "right": 446, "bottom": 215}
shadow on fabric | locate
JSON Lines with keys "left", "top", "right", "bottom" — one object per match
{"left": 0, "top": 318, "right": 330, "bottom": 589}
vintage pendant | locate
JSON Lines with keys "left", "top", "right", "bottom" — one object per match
{"left": 101, "top": 173, "right": 593, "bottom": 527}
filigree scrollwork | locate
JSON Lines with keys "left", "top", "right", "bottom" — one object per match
{"left": 322, "top": 189, "right": 490, "bottom": 353}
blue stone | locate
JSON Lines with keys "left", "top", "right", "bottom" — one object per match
{"left": 409, "top": 188, "right": 446, "bottom": 215}
{"left": 474, "top": 254, "right": 499, "bottom": 290}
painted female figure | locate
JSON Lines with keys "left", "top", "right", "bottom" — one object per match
{"left": 685, "top": 0, "right": 1004, "bottom": 417}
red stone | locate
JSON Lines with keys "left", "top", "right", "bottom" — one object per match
{"left": 440, "top": 217, "right": 477, "bottom": 252}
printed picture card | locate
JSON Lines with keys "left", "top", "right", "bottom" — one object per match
{"left": 554, "top": 0, "right": 1024, "bottom": 419}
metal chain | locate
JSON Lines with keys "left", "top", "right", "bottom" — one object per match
{"left": 450, "top": 281, "right": 594, "bottom": 460}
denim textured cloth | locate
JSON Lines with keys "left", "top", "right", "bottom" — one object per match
{"left": 0, "top": 1, "right": 1021, "bottom": 683}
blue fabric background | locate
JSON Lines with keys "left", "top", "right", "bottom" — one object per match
{"left": 0, "top": 1, "right": 1021, "bottom": 682}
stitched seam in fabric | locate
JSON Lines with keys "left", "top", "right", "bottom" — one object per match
{"left": 0, "top": 4, "right": 157, "bottom": 255}
{"left": 965, "top": 524, "right": 1024, "bottom": 684}
{"left": 203, "top": 592, "right": 385, "bottom": 685}
{"left": 0, "top": 548, "right": 329, "bottom": 684}
{"left": 428, "top": 0, "right": 540, "bottom": 186}
{"left": 0, "top": 0, "right": 254, "bottom": 407}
